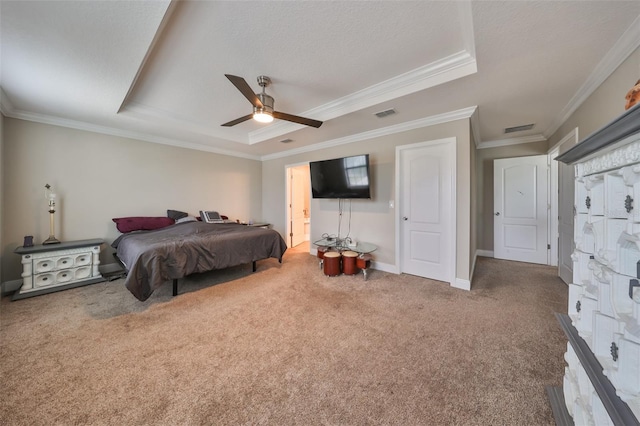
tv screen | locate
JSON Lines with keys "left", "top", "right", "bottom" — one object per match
{"left": 310, "top": 154, "right": 371, "bottom": 199}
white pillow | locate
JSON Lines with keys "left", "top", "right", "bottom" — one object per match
{"left": 176, "top": 216, "right": 198, "bottom": 224}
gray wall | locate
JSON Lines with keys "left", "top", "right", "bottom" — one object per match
{"left": 549, "top": 46, "right": 640, "bottom": 148}
{"left": 1, "top": 118, "right": 263, "bottom": 282}
{"left": 262, "top": 119, "right": 473, "bottom": 282}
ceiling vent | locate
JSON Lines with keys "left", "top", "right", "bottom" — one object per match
{"left": 504, "top": 123, "right": 535, "bottom": 133}
{"left": 374, "top": 108, "right": 396, "bottom": 118}
{"left": 279, "top": 138, "right": 294, "bottom": 144}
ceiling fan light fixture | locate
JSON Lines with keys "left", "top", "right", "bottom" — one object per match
{"left": 253, "top": 92, "right": 274, "bottom": 123}
{"left": 253, "top": 110, "right": 274, "bottom": 123}
{"left": 221, "top": 74, "right": 323, "bottom": 128}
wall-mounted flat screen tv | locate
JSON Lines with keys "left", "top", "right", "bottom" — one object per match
{"left": 310, "top": 154, "right": 371, "bottom": 199}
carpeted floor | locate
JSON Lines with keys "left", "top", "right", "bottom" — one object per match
{"left": 0, "top": 244, "right": 568, "bottom": 425}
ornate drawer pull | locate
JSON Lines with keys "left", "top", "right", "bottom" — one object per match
{"left": 576, "top": 300, "right": 581, "bottom": 312}
{"left": 625, "top": 195, "right": 634, "bottom": 213}
{"left": 611, "top": 342, "right": 619, "bottom": 362}
{"left": 586, "top": 196, "right": 591, "bottom": 209}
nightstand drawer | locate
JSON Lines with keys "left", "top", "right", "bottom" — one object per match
{"left": 14, "top": 239, "right": 104, "bottom": 299}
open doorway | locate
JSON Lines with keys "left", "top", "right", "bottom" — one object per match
{"left": 285, "top": 163, "right": 311, "bottom": 249}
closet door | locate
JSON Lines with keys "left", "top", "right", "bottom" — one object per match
{"left": 494, "top": 155, "right": 549, "bottom": 265}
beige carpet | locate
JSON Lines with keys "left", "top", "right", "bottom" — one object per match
{"left": 0, "top": 244, "right": 568, "bottom": 425}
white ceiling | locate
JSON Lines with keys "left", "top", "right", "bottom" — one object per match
{"left": 2, "top": 1, "right": 640, "bottom": 160}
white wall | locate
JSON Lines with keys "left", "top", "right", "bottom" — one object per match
{"left": 1, "top": 118, "right": 263, "bottom": 282}
{"left": 262, "top": 119, "right": 473, "bottom": 282}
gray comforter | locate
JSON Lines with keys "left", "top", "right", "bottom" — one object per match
{"left": 114, "top": 222, "right": 287, "bottom": 301}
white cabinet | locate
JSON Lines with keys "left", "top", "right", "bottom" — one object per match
{"left": 554, "top": 105, "right": 640, "bottom": 425}
{"left": 13, "top": 239, "right": 104, "bottom": 300}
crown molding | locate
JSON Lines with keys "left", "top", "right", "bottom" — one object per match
{"left": 477, "top": 134, "right": 547, "bottom": 150}
{"left": 457, "top": 1, "right": 476, "bottom": 60}
{"left": 470, "top": 106, "right": 481, "bottom": 147}
{"left": 249, "top": 50, "right": 478, "bottom": 144}
{"left": 3, "top": 108, "right": 261, "bottom": 160}
{"left": 544, "top": 14, "right": 640, "bottom": 140}
{"left": 261, "top": 106, "right": 477, "bottom": 161}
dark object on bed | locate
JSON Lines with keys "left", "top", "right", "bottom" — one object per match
{"left": 113, "top": 221, "right": 287, "bottom": 301}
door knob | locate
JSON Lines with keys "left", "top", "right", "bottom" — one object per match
{"left": 495, "top": 212, "right": 500, "bottom": 216}
{"left": 403, "top": 217, "right": 408, "bottom": 221}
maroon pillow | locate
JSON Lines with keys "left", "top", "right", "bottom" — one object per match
{"left": 112, "top": 216, "right": 174, "bottom": 233}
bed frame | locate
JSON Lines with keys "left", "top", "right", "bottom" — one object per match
{"left": 114, "top": 253, "right": 261, "bottom": 297}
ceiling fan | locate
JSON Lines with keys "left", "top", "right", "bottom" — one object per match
{"left": 221, "top": 74, "right": 323, "bottom": 128}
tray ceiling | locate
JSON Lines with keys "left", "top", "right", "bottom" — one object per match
{"left": 1, "top": 1, "right": 639, "bottom": 159}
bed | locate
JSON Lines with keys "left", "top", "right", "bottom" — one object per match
{"left": 112, "top": 221, "right": 287, "bottom": 301}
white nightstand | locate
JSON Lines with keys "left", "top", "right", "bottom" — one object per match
{"left": 13, "top": 239, "right": 105, "bottom": 300}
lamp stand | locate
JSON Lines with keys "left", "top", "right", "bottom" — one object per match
{"left": 42, "top": 207, "right": 60, "bottom": 245}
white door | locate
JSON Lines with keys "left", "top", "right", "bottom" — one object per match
{"left": 494, "top": 155, "right": 549, "bottom": 264}
{"left": 399, "top": 139, "right": 455, "bottom": 284}
{"left": 290, "top": 166, "right": 308, "bottom": 247}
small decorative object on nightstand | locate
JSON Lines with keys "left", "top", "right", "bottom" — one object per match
{"left": 23, "top": 235, "right": 34, "bottom": 247}
{"left": 13, "top": 239, "right": 105, "bottom": 300}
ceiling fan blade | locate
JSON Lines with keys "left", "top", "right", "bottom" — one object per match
{"left": 225, "top": 74, "right": 263, "bottom": 108}
{"left": 221, "top": 114, "right": 253, "bottom": 127}
{"left": 273, "top": 111, "right": 323, "bottom": 128}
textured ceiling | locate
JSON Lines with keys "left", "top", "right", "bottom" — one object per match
{"left": 1, "top": 1, "right": 639, "bottom": 160}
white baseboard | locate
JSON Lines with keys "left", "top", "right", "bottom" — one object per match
{"left": 371, "top": 261, "right": 398, "bottom": 274}
{"left": 476, "top": 249, "right": 494, "bottom": 258}
{"left": 452, "top": 278, "right": 471, "bottom": 291}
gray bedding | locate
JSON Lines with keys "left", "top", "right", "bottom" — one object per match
{"left": 114, "top": 222, "right": 287, "bottom": 301}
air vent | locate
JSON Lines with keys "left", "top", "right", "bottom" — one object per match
{"left": 280, "top": 138, "right": 294, "bottom": 144}
{"left": 374, "top": 108, "right": 396, "bottom": 118}
{"left": 504, "top": 123, "right": 535, "bottom": 133}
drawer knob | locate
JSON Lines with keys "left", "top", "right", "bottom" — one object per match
{"left": 585, "top": 196, "right": 591, "bottom": 209}
{"left": 625, "top": 195, "right": 634, "bottom": 213}
{"left": 611, "top": 342, "right": 619, "bottom": 362}
{"left": 576, "top": 300, "right": 581, "bottom": 313}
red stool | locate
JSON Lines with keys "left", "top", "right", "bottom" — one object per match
{"left": 356, "top": 253, "right": 373, "bottom": 280}
{"left": 317, "top": 246, "right": 329, "bottom": 270}
{"left": 323, "top": 251, "right": 341, "bottom": 276}
{"left": 341, "top": 251, "right": 359, "bottom": 275}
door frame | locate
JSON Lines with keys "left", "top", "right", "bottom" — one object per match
{"left": 549, "top": 148, "right": 558, "bottom": 267}
{"left": 395, "top": 137, "right": 457, "bottom": 285}
{"left": 548, "top": 127, "right": 579, "bottom": 282}
{"left": 285, "top": 161, "right": 311, "bottom": 250}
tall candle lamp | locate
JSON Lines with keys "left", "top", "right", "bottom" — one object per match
{"left": 42, "top": 183, "right": 60, "bottom": 245}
